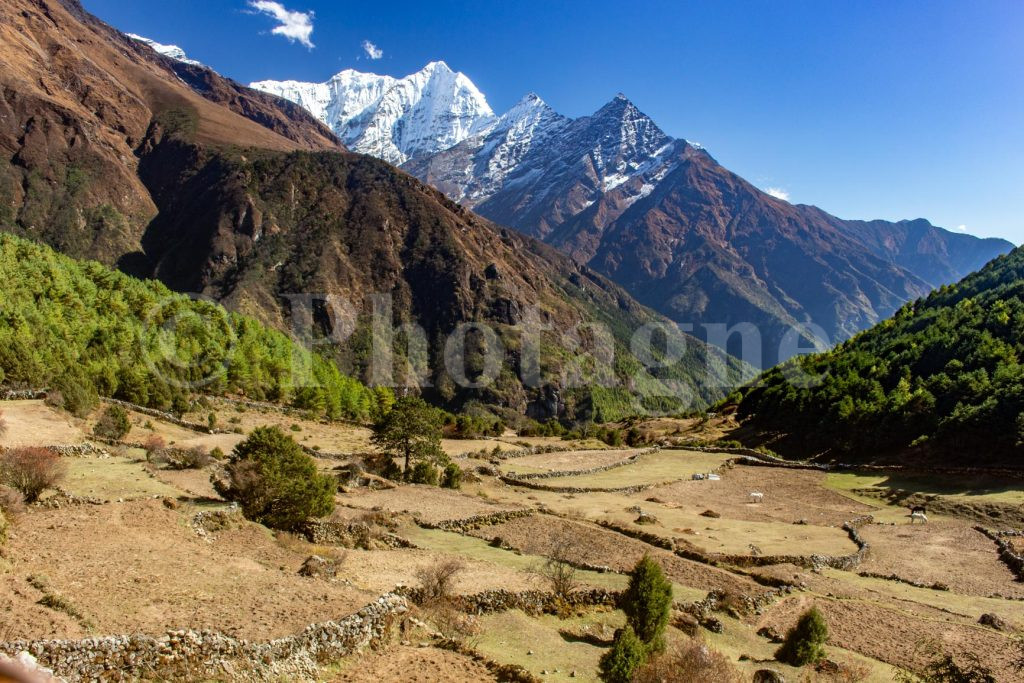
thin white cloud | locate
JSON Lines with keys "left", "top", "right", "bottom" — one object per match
{"left": 362, "top": 40, "right": 383, "bottom": 60}
{"left": 764, "top": 187, "right": 790, "bottom": 201}
{"left": 248, "top": 1, "right": 314, "bottom": 48}
{"left": 956, "top": 224, "right": 968, "bottom": 232}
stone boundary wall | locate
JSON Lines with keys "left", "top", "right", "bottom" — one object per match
{"left": 299, "top": 520, "right": 416, "bottom": 549}
{"left": 499, "top": 475, "right": 676, "bottom": 495}
{"left": 0, "top": 593, "right": 408, "bottom": 682}
{"left": 397, "top": 586, "right": 620, "bottom": 615}
{"left": 417, "top": 509, "right": 535, "bottom": 532}
{"left": 504, "top": 447, "right": 660, "bottom": 480}
{"left": 597, "top": 514, "right": 872, "bottom": 572}
{"left": 974, "top": 526, "right": 1024, "bottom": 581}
{"left": 41, "top": 443, "right": 111, "bottom": 458}
{"left": 0, "top": 388, "right": 49, "bottom": 400}
{"left": 98, "top": 397, "right": 230, "bottom": 435}
{"left": 495, "top": 445, "right": 574, "bottom": 460}
{"left": 857, "top": 571, "right": 950, "bottom": 591}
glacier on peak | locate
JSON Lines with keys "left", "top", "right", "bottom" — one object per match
{"left": 251, "top": 61, "right": 496, "bottom": 165}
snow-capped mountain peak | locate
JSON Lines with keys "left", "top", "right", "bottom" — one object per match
{"left": 127, "top": 34, "right": 201, "bottom": 66}
{"left": 251, "top": 62, "right": 496, "bottom": 164}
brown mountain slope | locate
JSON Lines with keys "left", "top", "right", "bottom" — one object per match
{"left": 548, "top": 143, "right": 933, "bottom": 366}
{"left": 0, "top": 0, "right": 744, "bottom": 417}
{"left": 0, "top": 0, "right": 339, "bottom": 262}
{"left": 406, "top": 96, "right": 1012, "bottom": 368}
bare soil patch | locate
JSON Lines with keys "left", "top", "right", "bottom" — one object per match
{"left": 858, "top": 520, "right": 1024, "bottom": 598}
{"left": 341, "top": 485, "right": 525, "bottom": 524}
{"left": 1, "top": 500, "right": 372, "bottom": 640}
{"left": 502, "top": 449, "right": 644, "bottom": 475}
{"left": 464, "top": 514, "right": 760, "bottom": 596}
{"left": 0, "top": 400, "right": 84, "bottom": 447}
{"left": 647, "top": 464, "right": 875, "bottom": 527}
{"left": 328, "top": 644, "right": 497, "bottom": 682}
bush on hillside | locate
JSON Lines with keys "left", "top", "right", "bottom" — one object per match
{"left": 407, "top": 460, "right": 440, "bottom": 486}
{"left": 622, "top": 554, "right": 673, "bottom": 651}
{"left": 214, "top": 426, "right": 335, "bottom": 530}
{"left": 599, "top": 625, "right": 647, "bottom": 683}
{"left": 0, "top": 447, "right": 66, "bottom": 503}
{"left": 633, "top": 640, "right": 743, "bottom": 683}
{"left": 775, "top": 607, "right": 829, "bottom": 666}
{"left": 93, "top": 405, "right": 131, "bottom": 440}
{"left": 441, "top": 462, "right": 463, "bottom": 489}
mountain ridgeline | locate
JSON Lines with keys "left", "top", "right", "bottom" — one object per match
{"left": 732, "top": 246, "right": 1024, "bottom": 467}
{"left": 0, "top": 0, "right": 744, "bottom": 421}
{"left": 252, "top": 66, "right": 1013, "bottom": 369}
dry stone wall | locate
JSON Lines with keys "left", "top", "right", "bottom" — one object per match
{"left": 0, "top": 593, "right": 408, "bottom": 682}
{"left": 503, "top": 447, "right": 660, "bottom": 480}
{"left": 975, "top": 526, "right": 1024, "bottom": 581}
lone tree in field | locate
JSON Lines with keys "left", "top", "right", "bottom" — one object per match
{"left": 370, "top": 396, "right": 445, "bottom": 477}
{"left": 0, "top": 447, "right": 66, "bottom": 503}
{"left": 622, "top": 554, "right": 673, "bottom": 652}
{"left": 214, "top": 426, "right": 335, "bottom": 530}
{"left": 775, "top": 606, "right": 829, "bottom": 666}
{"left": 599, "top": 625, "right": 647, "bottom": 683}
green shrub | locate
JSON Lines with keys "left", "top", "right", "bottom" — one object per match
{"left": 441, "top": 462, "right": 463, "bottom": 489}
{"left": 408, "top": 461, "right": 440, "bottom": 486}
{"left": 775, "top": 607, "right": 829, "bottom": 666}
{"left": 621, "top": 555, "right": 673, "bottom": 652}
{"left": 48, "top": 373, "right": 98, "bottom": 418}
{"left": 93, "top": 405, "right": 131, "bottom": 440}
{"left": 214, "top": 426, "right": 335, "bottom": 530}
{"left": 599, "top": 625, "right": 647, "bottom": 683}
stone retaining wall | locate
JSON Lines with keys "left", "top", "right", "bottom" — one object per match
{"left": 975, "top": 526, "right": 1024, "bottom": 581}
{"left": 504, "top": 447, "right": 660, "bottom": 480}
{"left": 0, "top": 388, "right": 49, "bottom": 400}
{"left": 98, "top": 397, "right": 231, "bottom": 435}
{"left": 597, "top": 514, "right": 872, "bottom": 572}
{"left": 499, "top": 475, "right": 674, "bottom": 495}
{"left": 299, "top": 520, "right": 416, "bottom": 549}
{"left": 0, "top": 593, "right": 408, "bottom": 682}
{"left": 44, "top": 443, "right": 111, "bottom": 458}
{"left": 495, "top": 445, "right": 574, "bottom": 460}
{"left": 417, "top": 509, "right": 535, "bottom": 532}
{"left": 398, "top": 587, "right": 620, "bottom": 615}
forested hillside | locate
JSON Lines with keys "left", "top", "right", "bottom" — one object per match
{"left": 0, "top": 233, "right": 382, "bottom": 419}
{"left": 732, "top": 247, "right": 1024, "bottom": 466}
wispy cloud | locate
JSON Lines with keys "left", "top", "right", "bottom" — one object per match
{"left": 764, "top": 187, "right": 790, "bottom": 202}
{"left": 362, "top": 40, "right": 383, "bottom": 60}
{"left": 248, "top": 1, "right": 314, "bottom": 49}
{"left": 956, "top": 224, "right": 968, "bottom": 232}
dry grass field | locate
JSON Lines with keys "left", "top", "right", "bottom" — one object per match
{"left": 3, "top": 399, "right": 1023, "bottom": 681}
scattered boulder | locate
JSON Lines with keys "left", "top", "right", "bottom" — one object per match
{"left": 700, "top": 617, "right": 723, "bottom": 633}
{"left": 670, "top": 612, "right": 699, "bottom": 636}
{"left": 979, "top": 613, "right": 1009, "bottom": 631}
{"left": 298, "top": 555, "right": 341, "bottom": 579}
{"left": 700, "top": 509, "right": 721, "bottom": 518}
{"left": 634, "top": 512, "right": 659, "bottom": 525}
{"left": 162, "top": 497, "right": 178, "bottom": 510}
{"left": 757, "top": 626, "right": 784, "bottom": 643}
{"left": 753, "top": 669, "right": 786, "bottom": 683}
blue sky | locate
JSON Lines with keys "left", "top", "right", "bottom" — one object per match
{"left": 84, "top": 0, "right": 1024, "bottom": 244}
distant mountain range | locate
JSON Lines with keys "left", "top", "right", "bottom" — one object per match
{"left": 0, "top": 0, "right": 742, "bottom": 420}
{"left": 252, "top": 64, "right": 1014, "bottom": 367}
